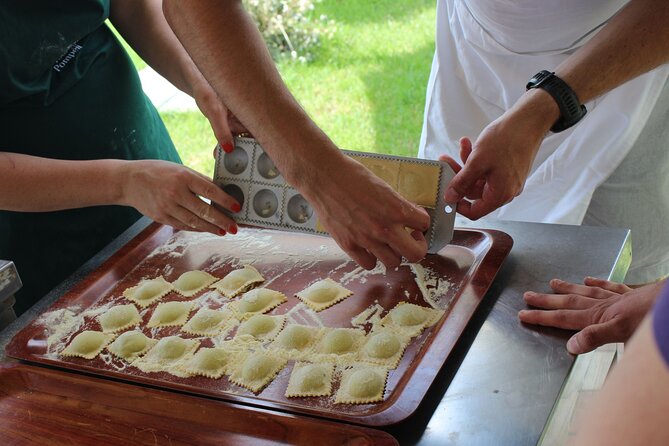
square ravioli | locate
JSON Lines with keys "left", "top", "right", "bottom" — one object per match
{"left": 285, "top": 362, "right": 335, "bottom": 398}
{"left": 107, "top": 330, "right": 157, "bottom": 362}
{"left": 235, "top": 314, "right": 286, "bottom": 342}
{"left": 229, "top": 350, "right": 287, "bottom": 393}
{"left": 312, "top": 328, "right": 366, "bottom": 362}
{"left": 397, "top": 162, "right": 440, "bottom": 208}
{"left": 269, "top": 324, "right": 322, "bottom": 359}
{"left": 61, "top": 330, "right": 115, "bottom": 359}
{"left": 296, "top": 279, "right": 353, "bottom": 312}
{"left": 123, "top": 276, "right": 173, "bottom": 308}
{"left": 171, "top": 270, "right": 218, "bottom": 297}
{"left": 132, "top": 336, "right": 199, "bottom": 377}
{"left": 147, "top": 301, "right": 194, "bottom": 328}
{"left": 98, "top": 304, "right": 141, "bottom": 333}
{"left": 358, "top": 327, "right": 410, "bottom": 369}
{"left": 229, "top": 288, "right": 287, "bottom": 319}
{"left": 379, "top": 302, "right": 444, "bottom": 337}
{"left": 181, "top": 347, "right": 235, "bottom": 379}
{"left": 210, "top": 265, "right": 264, "bottom": 298}
{"left": 335, "top": 364, "right": 389, "bottom": 404}
{"left": 181, "top": 307, "right": 236, "bottom": 336}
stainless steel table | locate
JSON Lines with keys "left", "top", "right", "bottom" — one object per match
{"left": 0, "top": 217, "right": 631, "bottom": 446}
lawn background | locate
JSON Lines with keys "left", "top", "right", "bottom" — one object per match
{"left": 116, "top": 0, "right": 436, "bottom": 175}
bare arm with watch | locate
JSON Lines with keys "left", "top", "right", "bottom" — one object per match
{"left": 441, "top": 0, "right": 669, "bottom": 220}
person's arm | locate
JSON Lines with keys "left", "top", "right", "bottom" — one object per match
{"left": 109, "top": 0, "right": 238, "bottom": 149}
{"left": 518, "top": 277, "right": 665, "bottom": 354}
{"left": 444, "top": 0, "right": 669, "bottom": 219}
{"left": 570, "top": 316, "right": 669, "bottom": 445}
{"left": 163, "top": 0, "right": 430, "bottom": 270}
{"left": 0, "top": 152, "right": 239, "bottom": 234}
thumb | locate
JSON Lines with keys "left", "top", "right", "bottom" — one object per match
{"left": 445, "top": 159, "right": 486, "bottom": 203}
{"left": 566, "top": 318, "right": 620, "bottom": 355}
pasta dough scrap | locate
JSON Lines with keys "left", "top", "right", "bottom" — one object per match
{"left": 171, "top": 270, "right": 218, "bottom": 297}
{"left": 230, "top": 288, "right": 287, "bottom": 319}
{"left": 181, "top": 347, "right": 234, "bottom": 379}
{"left": 380, "top": 302, "right": 444, "bottom": 337}
{"left": 133, "top": 336, "right": 199, "bottom": 377}
{"left": 335, "top": 365, "right": 389, "bottom": 404}
{"left": 61, "top": 330, "right": 114, "bottom": 359}
{"left": 312, "top": 328, "right": 365, "bottom": 362}
{"left": 295, "top": 279, "right": 353, "bottom": 312}
{"left": 123, "top": 276, "right": 173, "bottom": 308}
{"left": 270, "top": 324, "right": 321, "bottom": 359}
{"left": 210, "top": 265, "right": 264, "bottom": 298}
{"left": 229, "top": 350, "right": 287, "bottom": 393}
{"left": 98, "top": 304, "right": 141, "bottom": 333}
{"left": 285, "top": 362, "right": 335, "bottom": 398}
{"left": 359, "top": 328, "right": 409, "bottom": 369}
{"left": 107, "top": 330, "right": 157, "bottom": 362}
{"left": 147, "top": 301, "right": 194, "bottom": 328}
{"left": 235, "top": 314, "right": 286, "bottom": 342}
{"left": 181, "top": 307, "right": 236, "bottom": 336}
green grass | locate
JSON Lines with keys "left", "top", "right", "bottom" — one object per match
{"left": 116, "top": 0, "right": 436, "bottom": 174}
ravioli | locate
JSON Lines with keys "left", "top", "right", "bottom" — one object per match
{"left": 98, "top": 304, "right": 142, "bottom": 333}
{"left": 312, "top": 328, "right": 365, "bottom": 362}
{"left": 397, "top": 163, "right": 440, "bottom": 208}
{"left": 380, "top": 302, "right": 444, "bottom": 337}
{"left": 107, "top": 330, "right": 156, "bottom": 362}
{"left": 147, "top": 301, "right": 194, "bottom": 328}
{"left": 210, "top": 265, "right": 264, "bottom": 297}
{"left": 181, "top": 307, "right": 235, "bottom": 336}
{"left": 285, "top": 362, "right": 335, "bottom": 398}
{"left": 181, "top": 347, "right": 233, "bottom": 379}
{"left": 61, "top": 330, "right": 114, "bottom": 359}
{"left": 296, "top": 279, "right": 353, "bottom": 312}
{"left": 133, "top": 336, "right": 199, "bottom": 377}
{"left": 230, "top": 288, "right": 287, "bottom": 319}
{"left": 229, "top": 350, "right": 287, "bottom": 393}
{"left": 171, "top": 270, "right": 217, "bottom": 297}
{"left": 270, "top": 324, "right": 321, "bottom": 359}
{"left": 359, "top": 328, "right": 409, "bottom": 368}
{"left": 335, "top": 365, "right": 389, "bottom": 404}
{"left": 123, "top": 276, "right": 173, "bottom": 308}
{"left": 235, "top": 314, "right": 286, "bottom": 342}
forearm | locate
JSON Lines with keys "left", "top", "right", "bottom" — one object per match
{"left": 520, "top": 0, "right": 669, "bottom": 128}
{"left": 557, "top": 0, "right": 669, "bottom": 103}
{"left": 163, "top": 0, "right": 339, "bottom": 189}
{"left": 110, "top": 0, "right": 201, "bottom": 96}
{"left": 0, "top": 152, "right": 125, "bottom": 212}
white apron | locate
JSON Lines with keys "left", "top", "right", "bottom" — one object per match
{"left": 420, "top": 0, "right": 669, "bottom": 225}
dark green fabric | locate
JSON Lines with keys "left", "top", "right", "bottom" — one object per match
{"left": 0, "top": 3, "right": 181, "bottom": 315}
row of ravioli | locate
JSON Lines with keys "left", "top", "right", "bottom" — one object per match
{"left": 58, "top": 264, "right": 444, "bottom": 403}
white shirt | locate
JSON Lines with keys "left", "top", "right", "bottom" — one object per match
{"left": 420, "top": 0, "right": 669, "bottom": 224}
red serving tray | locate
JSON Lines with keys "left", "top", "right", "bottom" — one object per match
{"left": 6, "top": 223, "right": 512, "bottom": 426}
{"left": 0, "top": 363, "right": 398, "bottom": 445}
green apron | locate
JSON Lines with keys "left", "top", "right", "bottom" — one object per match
{"left": 0, "top": 1, "right": 181, "bottom": 315}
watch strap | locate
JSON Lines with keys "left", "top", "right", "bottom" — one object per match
{"left": 526, "top": 70, "right": 587, "bottom": 132}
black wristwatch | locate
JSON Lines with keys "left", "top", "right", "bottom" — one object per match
{"left": 526, "top": 70, "right": 587, "bottom": 132}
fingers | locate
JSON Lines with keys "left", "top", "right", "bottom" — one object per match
{"left": 566, "top": 318, "right": 621, "bottom": 355}
{"left": 346, "top": 246, "right": 378, "bottom": 271}
{"left": 169, "top": 204, "right": 223, "bottom": 234}
{"left": 188, "top": 174, "right": 241, "bottom": 214}
{"left": 523, "top": 291, "right": 597, "bottom": 311}
{"left": 382, "top": 224, "right": 428, "bottom": 265}
{"left": 583, "top": 276, "right": 632, "bottom": 295}
{"left": 518, "top": 308, "right": 591, "bottom": 331}
{"left": 549, "top": 278, "right": 619, "bottom": 300}
{"left": 459, "top": 137, "right": 473, "bottom": 164}
{"left": 438, "top": 154, "right": 462, "bottom": 175}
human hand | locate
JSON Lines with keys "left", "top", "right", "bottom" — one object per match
{"left": 518, "top": 277, "right": 665, "bottom": 354}
{"left": 119, "top": 159, "right": 241, "bottom": 234}
{"left": 189, "top": 73, "right": 248, "bottom": 156}
{"left": 298, "top": 154, "right": 431, "bottom": 270}
{"left": 443, "top": 89, "right": 558, "bottom": 220}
